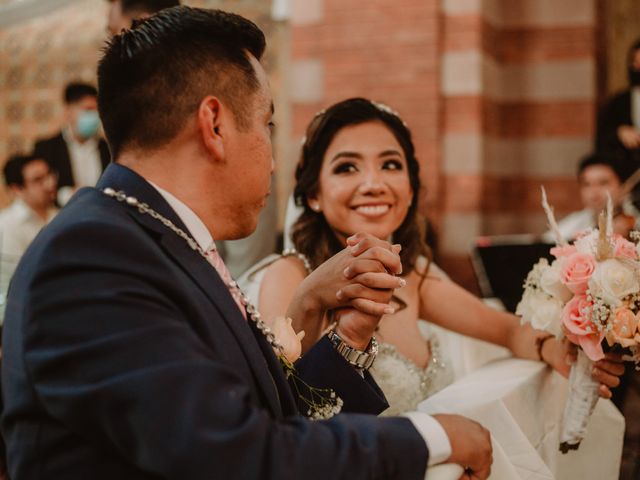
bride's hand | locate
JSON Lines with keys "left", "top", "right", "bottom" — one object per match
{"left": 301, "top": 233, "right": 404, "bottom": 317}
{"left": 591, "top": 353, "right": 625, "bottom": 399}
{"left": 542, "top": 338, "right": 625, "bottom": 399}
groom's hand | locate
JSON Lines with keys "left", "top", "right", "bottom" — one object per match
{"left": 432, "top": 414, "right": 492, "bottom": 480}
{"left": 292, "top": 232, "right": 404, "bottom": 350}
{"left": 332, "top": 233, "right": 404, "bottom": 349}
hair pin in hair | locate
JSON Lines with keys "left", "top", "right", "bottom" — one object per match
{"left": 370, "top": 100, "right": 408, "bottom": 127}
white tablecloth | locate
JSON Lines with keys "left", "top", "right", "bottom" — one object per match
{"left": 419, "top": 358, "right": 625, "bottom": 480}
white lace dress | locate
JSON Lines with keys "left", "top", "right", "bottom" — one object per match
{"left": 370, "top": 323, "right": 454, "bottom": 416}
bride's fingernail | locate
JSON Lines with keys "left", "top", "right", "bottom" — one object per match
{"left": 384, "top": 306, "right": 395, "bottom": 315}
{"left": 398, "top": 278, "right": 406, "bottom": 287}
{"left": 336, "top": 290, "right": 344, "bottom": 300}
{"left": 343, "top": 267, "right": 350, "bottom": 277}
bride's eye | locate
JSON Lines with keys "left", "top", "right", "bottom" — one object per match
{"left": 333, "top": 162, "right": 357, "bottom": 174}
{"left": 382, "top": 159, "right": 404, "bottom": 171}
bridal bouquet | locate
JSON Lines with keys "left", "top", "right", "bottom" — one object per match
{"left": 517, "top": 190, "right": 640, "bottom": 453}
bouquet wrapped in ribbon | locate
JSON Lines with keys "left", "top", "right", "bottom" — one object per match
{"left": 517, "top": 189, "right": 640, "bottom": 453}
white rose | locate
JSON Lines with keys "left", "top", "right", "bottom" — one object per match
{"left": 588, "top": 259, "right": 639, "bottom": 307}
{"left": 529, "top": 295, "right": 564, "bottom": 337}
{"left": 574, "top": 230, "right": 598, "bottom": 255}
{"left": 516, "top": 289, "right": 535, "bottom": 321}
{"left": 539, "top": 262, "right": 572, "bottom": 302}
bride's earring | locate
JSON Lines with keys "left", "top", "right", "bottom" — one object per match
{"left": 309, "top": 201, "right": 321, "bottom": 212}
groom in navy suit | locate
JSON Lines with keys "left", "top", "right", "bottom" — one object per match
{"left": 1, "top": 7, "right": 491, "bottom": 479}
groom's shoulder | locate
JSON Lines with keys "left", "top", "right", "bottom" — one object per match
{"left": 47, "top": 187, "right": 136, "bottom": 235}
{"left": 25, "top": 187, "right": 146, "bottom": 264}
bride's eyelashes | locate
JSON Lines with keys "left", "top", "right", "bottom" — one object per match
{"left": 331, "top": 158, "right": 405, "bottom": 175}
{"left": 332, "top": 161, "right": 357, "bottom": 174}
{"left": 382, "top": 159, "right": 404, "bottom": 171}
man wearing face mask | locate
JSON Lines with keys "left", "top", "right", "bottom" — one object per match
{"left": 596, "top": 38, "right": 640, "bottom": 159}
{"left": 34, "top": 82, "right": 110, "bottom": 206}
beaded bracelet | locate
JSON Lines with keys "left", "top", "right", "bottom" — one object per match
{"left": 536, "top": 334, "right": 554, "bottom": 362}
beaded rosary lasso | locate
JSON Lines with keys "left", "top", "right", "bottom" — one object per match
{"left": 102, "top": 187, "right": 343, "bottom": 419}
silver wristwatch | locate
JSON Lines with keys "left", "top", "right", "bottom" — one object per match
{"left": 327, "top": 329, "right": 378, "bottom": 370}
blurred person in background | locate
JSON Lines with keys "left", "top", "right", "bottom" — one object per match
{"left": 34, "top": 82, "right": 110, "bottom": 206}
{"left": 106, "top": 0, "right": 181, "bottom": 36}
{"left": 597, "top": 38, "right": 640, "bottom": 161}
{"left": 543, "top": 153, "right": 637, "bottom": 242}
{"left": 0, "top": 154, "right": 58, "bottom": 318}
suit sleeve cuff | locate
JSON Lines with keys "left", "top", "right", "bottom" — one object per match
{"left": 403, "top": 412, "right": 452, "bottom": 466}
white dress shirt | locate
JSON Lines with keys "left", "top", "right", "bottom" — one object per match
{"left": 150, "top": 182, "right": 452, "bottom": 468}
{"left": 542, "top": 209, "right": 595, "bottom": 243}
{"left": 0, "top": 199, "right": 58, "bottom": 321}
{"left": 632, "top": 87, "right": 640, "bottom": 130}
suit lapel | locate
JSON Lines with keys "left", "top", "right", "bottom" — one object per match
{"left": 96, "top": 164, "right": 284, "bottom": 418}
{"left": 248, "top": 321, "right": 297, "bottom": 415}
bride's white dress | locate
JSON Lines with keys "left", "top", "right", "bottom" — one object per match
{"left": 369, "top": 327, "right": 453, "bottom": 416}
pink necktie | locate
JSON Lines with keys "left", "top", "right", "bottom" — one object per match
{"left": 206, "top": 248, "right": 247, "bottom": 320}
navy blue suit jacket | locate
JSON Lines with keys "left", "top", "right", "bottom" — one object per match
{"left": 1, "top": 164, "right": 428, "bottom": 479}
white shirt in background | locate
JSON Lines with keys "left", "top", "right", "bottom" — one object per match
{"left": 0, "top": 199, "right": 58, "bottom": 321}
{"left": 632, "top": 87, "right": 640, "bottom": 130}
{"left": 59, "top": 128, "right": 103, "bottom": 205}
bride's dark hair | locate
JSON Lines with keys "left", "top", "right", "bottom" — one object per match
{"left": 292, "top": 97, "right": 430, "bottom": 275}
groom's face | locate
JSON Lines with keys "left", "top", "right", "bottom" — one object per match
{"left": 221, "top": 56, "right": 275, "bottom": 239}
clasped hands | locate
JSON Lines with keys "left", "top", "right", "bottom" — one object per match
{"left": 303, "top": 232, "right": 405, "bottom": 351}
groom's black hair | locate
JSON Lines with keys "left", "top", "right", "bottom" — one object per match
{"left": 97, "top": 6, "right": 266, "bottom": 159}
{"left": 109, "top": 0, "right": 181, "bottom": 15}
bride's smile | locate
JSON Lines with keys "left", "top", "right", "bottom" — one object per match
{"left": 308, "top": 120, "right": 414, "bottom": 242}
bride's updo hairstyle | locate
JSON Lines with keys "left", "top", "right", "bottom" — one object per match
{"left": 292, "top": 97, "right": 429, "bottom": 274}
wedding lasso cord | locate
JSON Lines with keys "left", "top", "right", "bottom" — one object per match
{"left": 102, "top": 187, "right": 343, "bottom": 419}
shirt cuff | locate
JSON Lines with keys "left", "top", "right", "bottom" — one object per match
{"left": 58, "top": 186, "right": 74, "bottom": 206}
{"left": 403, "top": 411, "right": 452, "bottom": 466}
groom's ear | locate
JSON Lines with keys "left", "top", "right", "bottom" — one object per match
{"left": 198, "top": 96, "right": 225, "bottom": 163}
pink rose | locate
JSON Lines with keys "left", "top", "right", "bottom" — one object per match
{"left": 613, "top": 235, "right": 638, "bottom": 259}
{"left": 551, "top": 244, "right": 577, "bottom": 259}
{"left": 605, "top": 308, "right": 640, "bottom": 348}
{"left": 559, "top": 252, "right": 596, "bottom": 295}
{"left": 562, "top": 295, "right": 605, "bottom": 361}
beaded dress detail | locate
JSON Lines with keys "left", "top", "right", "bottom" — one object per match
{"left": 369, "top": 326, "right": 453, "bottom": 416}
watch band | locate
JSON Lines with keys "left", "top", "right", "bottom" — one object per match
{"left": 327, "top": 329, "right": 378, "bottom": 370}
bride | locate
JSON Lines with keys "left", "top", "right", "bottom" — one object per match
{"left": 242, "top": 97, "right": 623, "bottom": 416}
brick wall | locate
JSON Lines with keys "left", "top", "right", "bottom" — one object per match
{"left": 289, "top": 0, "right": 442, "bottom": 209}
{"left": 290, "top": 0, "right": 599, "bottom": 290}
